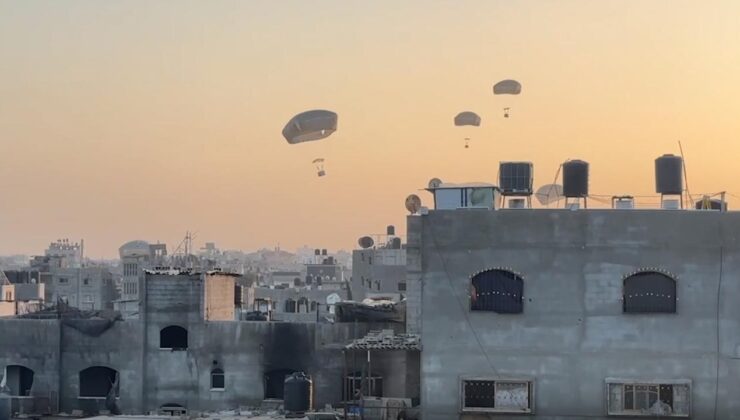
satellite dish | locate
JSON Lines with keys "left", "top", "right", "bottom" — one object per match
{"left": 470, "top": 188, "right": 488, "bottom": 206}
{"left": 358, "top": 236, "right": 375, "bottom": 249}
{"left": 535, "top": 184, "right": 564, "bottom": 205}
{"left": 428, "top": 178, "right": 443, "bottom": 189}
{"left": 405, "top": 194, "right": 422, "bottom": 214}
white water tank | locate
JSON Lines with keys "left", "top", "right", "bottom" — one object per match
{"left": 662, "top": 199, "right": 680, "bottom": 210}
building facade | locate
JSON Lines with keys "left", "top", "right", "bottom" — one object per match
{"left": 49, "top": 267, "right": 116, "bottom": 311}
{"left": 410, "top": 208, "right": 740, "bottom": 419}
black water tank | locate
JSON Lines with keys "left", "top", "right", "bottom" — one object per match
{"left": 695, "top": 199, "right": 727, "bottom": 211}
{"left": 655, "top": 154, "right": 683, "bottom": 194}
{"left": 562, "top": 160, "right": 589, "bottom": 197}
{"left": 387, "top": 225, "right": 395, "bottom": 236}
{"left": 390, "top": 237, "right": 402, "bottom": 249}
{"left": 284, "top": 372, "right": 312, "bottom": 414}
{"left": 499, "top": 162, "right": 533, "bottom": 195}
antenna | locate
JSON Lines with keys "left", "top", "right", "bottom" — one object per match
{"left": 678, "top": 141, "right": 692, "bottom": 206}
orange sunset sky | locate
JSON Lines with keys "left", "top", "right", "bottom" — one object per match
{"left": 1, "top": 1, "right": 740, "bottom": 258}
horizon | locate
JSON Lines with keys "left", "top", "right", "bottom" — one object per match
{"left": 2, "top": 1, "right": 740, "bottom": 258}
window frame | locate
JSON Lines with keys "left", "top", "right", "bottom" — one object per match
{"left": 459, "top": 376, "right": 534, "bottom": 414}
{"left": 470, "top": 268, "right": 525, "bottom": 314}
{"left": 210, "top": 368, "right": 225, "bottom": 391}
{"left": 605, "top": 378, "right": 691, "bottom": 417}
{"left": 622, "top": 270, "right": 677, "bottom": 314}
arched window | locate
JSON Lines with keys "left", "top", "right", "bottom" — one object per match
{"left": 310, "top": 301, "right": 317, "bottom": 312}
{"left": 4, "top": 365, "right": 34, "bottom": 396}
{"left": 285, "top": 299, "right": 297, "bottom": 313}
{"left": 623, "top": 271, "right": 676, "bottom": 313}
{"left": 210, "top": 368, "right": 225, "bottom": 390}
{"left": 470, "top": 269, "right": 524, "bottom": 313}
{"left": 160, "top": 325, "right": 188, "bottom": 349}
{"left": 79, "top": 366, "right": 119, "bottom": 398}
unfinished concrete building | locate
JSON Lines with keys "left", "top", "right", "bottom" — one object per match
{"left": 409, "top": 196, "right": 740, "bottom": 418}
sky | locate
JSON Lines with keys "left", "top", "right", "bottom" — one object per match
{"left": 1, "top": 1, "right": 740, "bottom": 258}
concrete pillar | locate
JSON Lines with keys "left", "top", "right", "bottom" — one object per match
{"left": 0, "top": 392, "right": 11, "bottom": 420}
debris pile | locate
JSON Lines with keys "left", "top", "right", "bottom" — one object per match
{"left": 346, "top": 329, "right": 421, "bottom": 351}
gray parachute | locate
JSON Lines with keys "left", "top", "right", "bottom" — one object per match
{"left": 454, "top": 111, "right": 481, "bottom": 127}
{"left": 282, "top": 110, "right": 338, "bottom": 144}
{"left": 493, "top": 80, "right": 522, "bottom": 95}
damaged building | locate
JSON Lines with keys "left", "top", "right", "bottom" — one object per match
{"left": 0, "top": 267, "right": 419, "bottom": 418}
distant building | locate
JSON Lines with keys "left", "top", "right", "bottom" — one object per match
{"left": 49, "top": 267, "right": 116, "bottom": 310}
{"left": 116, "top": 240, "right": 167, "bottom": 318}
{"left": 351, "top": 236, "right": 406, "bottom": 302}
{"left": 44, "top": 238, "right": 83, "bottom": 268}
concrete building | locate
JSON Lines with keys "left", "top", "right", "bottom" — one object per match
{"left": 116, "top": 240, "right": 167, "bottom": 318}
{"left": 409, "top": 207, "right": 740, "bottom": 419}
{"left": 351, "top": 241, "right": 406, "bottom": 302}
{"left": 49, "top": 267, "right": 116, "bottom": 310}
{"left": 0, "top": 267, "right": 414, "bottom": 417}
{"left": 44, "top": 239, "right": 83, "bottom": 268}
{"left": 251, "top": 286, "right": 348, "bottom": 322}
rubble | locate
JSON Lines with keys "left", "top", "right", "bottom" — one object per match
{"left": 346, "top": 329, "right": 421, "bottom": 351}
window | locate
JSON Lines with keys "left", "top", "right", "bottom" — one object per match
{"left": 5, "top": 365, "right": 34, "bottom": 396}
{"left": 343, "top": 372, "right": 383, "bottom": 400}
{"left": 310, "top": 301, "right": 317, "bottom": 312}
{"left": 211, "top": 368, "right": 225, "bottom": 390}
{"left": 623, "top": 271, "right": 676, "bottom": 313}
{"left": 83, "top": 278, "right": 90, "bottom": 285}
{"left": 4, "top": 291, "right": 11, "bottom": 301}
{"left": 398, "top": 282, "right": 407, "bottom": 292}
{"left": 58, "top": 277, "right": 68, "bottom": 284}
{"left": 159, "top": 404, "right": 186, "bottom": 416}
{"left": 470, "top": 269, "right": 524, "bottom": 313}
{"left": 84, "top": 295, "right": 93, "bottom": 303}
{"left": 285, "top": 299, "right": 297, "bottom": 313}
{"left": 461, "top": 378, "right": 533, "bottom": 413}
{"left": 607, "top": 379, "right": 690, "bottom": 417}
{"left": 160, "top": 325, "right": 188, "bottom": 350}
{"left": 79, "top": 366, "right": 119, "bottom": 398}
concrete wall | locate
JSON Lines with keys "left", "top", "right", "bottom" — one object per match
{"left": 414, "top": 209, "right": 740, "bottom": 419}
{"left": 203, "top": 274, "right": 236, "bottom": 321}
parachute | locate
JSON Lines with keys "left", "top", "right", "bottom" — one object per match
{"left": 454, "top": 111, "right": 481, "bottom": 149}
{"left": 493, "top": 80, "right": 522, "bottom": 95}
{"left": 493, "top": 80, "right": 521, "bottom": 118}
{"left": 312, "top": 158, "right": 326, "bottom": 177}
{"left": 454, "top": 111, "right": 481, "bottom": 127}
{"left": 282, "top": 110, "right": 338, "bottom": 144}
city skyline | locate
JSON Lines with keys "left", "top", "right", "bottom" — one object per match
{"left": 2, "top": 1, "right": 740, "bottom": 257}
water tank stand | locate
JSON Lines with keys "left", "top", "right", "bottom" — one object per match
{"left": 564, "top": 197, "right": 588, "bottom": 209}
{"left": 660, "top": 193, "right": 684, "bottom": 210}
{"left": 500, "top": 195, "right": 532, "bottom": 209}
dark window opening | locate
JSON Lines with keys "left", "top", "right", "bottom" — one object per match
{"left": 285, "top": 299, "right": 297, "bottom": 313}
{"left": 5, "top": 365, "right": 34, "bottom": 396}
{"left": 398, "top": 282, "right": 406, "bottom": 292}
{"left": 159, "top": 403, "right": 186, "bottom": 416}
{"left": 343, "top": 372, "right": 383, "bottom": 400}
{"left": 160, "top": 325, "right": 188, "bottom": 350}
{"left": 211, "top": 368, "right": 225, "bottom": 390}
{"left": 471, "top": 269, "right": 524, "bottom": 313}
{"left": 264, "top": 369, "right": 297, "bottom": 399}
{"left": 79, "top": 366, "right": 119, "bottom": 398}
{"left": 623, "top": 271, "right": 676, "bottom": 313}
{"left": 462, "top": 379, "right": 532, "bottom": 413}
